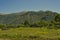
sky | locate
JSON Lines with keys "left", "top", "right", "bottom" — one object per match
{"left": 0, "top": 0, "right": 60, "bottom": 14}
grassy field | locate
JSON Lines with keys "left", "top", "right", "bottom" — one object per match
{"left": 0, "top": 27, "right": 60, "bottom": 40}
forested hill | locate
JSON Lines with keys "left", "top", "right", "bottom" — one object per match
{"left": 0, "top": 11, "right": 58, "bottom": 25}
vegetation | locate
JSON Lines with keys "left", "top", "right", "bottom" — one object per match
{"left": 0, "top": 10, "right": 59, "bottom": 29}
{"left": 0, "top": 10, "right": 57, "bottom": 24}
{"left": 0, "top": 28, "right": 60, "bottom": 40}
{"left": 0, "top": 10, "right": 60, "bottom": 40}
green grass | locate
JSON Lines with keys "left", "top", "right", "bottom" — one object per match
{"left": 0, "top": 27, "right": 60, "bottom": 40}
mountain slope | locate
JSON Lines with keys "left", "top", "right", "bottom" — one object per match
{"left": 0, "top": 11, "right": 58, "bottom": 25}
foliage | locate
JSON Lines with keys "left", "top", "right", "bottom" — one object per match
{"left": 0, "top": 10, "right": 60, "bottom": 29}
{"left": 0, "top": 28, "right": 60, "bottom": 40}
{"left": 55, "top": 14, "right": 60, "bottom": 22}
{"left": 0, "top": 10, "right": 57, "bottom": 25}
{"left": 23, "top": 20, "right": 30, "bottom": 27}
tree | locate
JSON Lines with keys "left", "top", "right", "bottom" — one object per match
{"left": 54, "top": 14, "right": 60, "bottom": 28}
{"left": 0, "top": 24, "right": 8, "bottom": 30}
{"left": 55, "top": 14, "right": 60, "bottom": 22}
{"left": 24, "top": 20, "right": 30, "bottom": 27}
{"left": 30, "top": 20, "right": 48, "bottom": 27}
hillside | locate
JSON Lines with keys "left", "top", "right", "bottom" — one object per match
{"left": 0, "top": 11, "right": 58, "bottom": 25}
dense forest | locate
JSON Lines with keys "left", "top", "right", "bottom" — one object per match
{"left": 0, "top": 10, "right": 60, "bottom": 30}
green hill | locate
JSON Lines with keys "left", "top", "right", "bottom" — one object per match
{"left": 0, "top": 10, "right": 58, "bottom": 25}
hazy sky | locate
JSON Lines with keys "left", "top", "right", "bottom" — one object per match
{"left": 0, "top": 0, "right": 60, "bottom": 13}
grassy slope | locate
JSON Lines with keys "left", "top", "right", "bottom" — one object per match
{"left": 0, "top": 27, "right": 60, "bottom": 40}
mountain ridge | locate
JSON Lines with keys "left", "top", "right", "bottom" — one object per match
{"left": 0, "top": 10, "right": 58, "bottom": 25}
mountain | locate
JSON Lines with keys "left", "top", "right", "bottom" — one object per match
{"left": 0, "top": 11, "right": 58, "bottom": 25}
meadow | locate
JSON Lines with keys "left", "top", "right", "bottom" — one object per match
{"left": 0, "top": 27, "right": 60, "bottom": 40}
